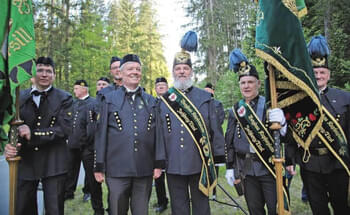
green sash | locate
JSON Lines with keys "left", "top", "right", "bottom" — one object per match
{"left": 160, "top": 87, "right": 216, "bottom": 196}
{"left": 233, "top": 99, "right": 291, "bottom": 213}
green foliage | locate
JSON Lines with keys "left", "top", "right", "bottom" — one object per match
{"left": 33, "top": 0, "right": 168, "bottom": 96}
{"left": 303, "top": 0, "right": 350, "bottom": 88}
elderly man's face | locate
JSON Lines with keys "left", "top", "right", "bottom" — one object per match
{"left": 239, "top": 76, "right": 260, "bottom": 102}
{"left": 121, "top": 62, "right": 142, "bottom": 89}
{"left": 173, "top": 64, "right": 192, "bottom": 82}
{"left": 35, "top": 64, "right": 55, "bottom": 90}
{"left": 155, "top": 82, "right": 168, "bottom": 96}
{"left": 314, "top": 67, "right": 330, "bottom": 90}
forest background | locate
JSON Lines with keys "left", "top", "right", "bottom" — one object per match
{"left": 33, "top": 0, "right": 350, "bottom": 107}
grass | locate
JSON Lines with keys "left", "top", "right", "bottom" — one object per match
{"left": 65, "top": 166, "right": 312, "bottom": 214}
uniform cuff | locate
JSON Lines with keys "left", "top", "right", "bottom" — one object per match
{"left": 94, "top": 162, "right": 105, "bottom": 173}
{"left": 154, "top": 160, "right": 165, "bottom": 169}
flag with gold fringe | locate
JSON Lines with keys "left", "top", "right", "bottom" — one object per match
{"left": 255, "top": 0, "right": 323, "bottom": 213}
{"left": 255, "top": 0, "right": 323, "bottom": 159}
{"left": 0, "top": 0, "right": 36, "bottom": 148}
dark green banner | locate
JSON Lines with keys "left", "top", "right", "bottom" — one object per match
{"left": 0, "top": 0, "right": 36, "bottom": 147}
{"left": 255, "top": 0, "right": 323, "bottom": 151}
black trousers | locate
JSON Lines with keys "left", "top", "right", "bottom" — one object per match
{"left": 167, "top": 173, "right": 210, "bottom": 215}
{"left": 65, "top": 147, "right": 88, "bottom": 196}
{"left": 301, "top": 168, "right": 350, "bottom": 215}
{"left": 106, "top": 176, "right": 153, "bottom": 215}
{"left": 66, "top": 146, "right": 104, "bottom": 213}
{"left": 16, "top": 174, "right": 66, "bottom": 215}
{"left": 155, "top": 172, "right": 168, "bottom": 206}
{"left": 243, "top": 174, "right": 277, "bottom": 215}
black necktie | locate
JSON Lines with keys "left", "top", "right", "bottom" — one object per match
{"left": 31, "top": 90, "right": 47, "bottom": 96}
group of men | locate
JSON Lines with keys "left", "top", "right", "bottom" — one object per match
{"left": 3, "top": 34, "right": 350, "bottom": 215}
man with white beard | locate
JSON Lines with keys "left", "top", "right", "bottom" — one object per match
{"left": 156, "top": 31, "right": 225, "bottom": 215}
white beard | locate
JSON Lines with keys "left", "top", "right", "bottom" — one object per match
{"left": 173, "top": 72, "right": 193, "bottom": 91}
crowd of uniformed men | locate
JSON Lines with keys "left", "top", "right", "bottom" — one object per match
{"left": 4, "top": 33, "right": 350, "bottom": 215}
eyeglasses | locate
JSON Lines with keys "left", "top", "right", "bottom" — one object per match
{"left": 37, "top": 69, "right": 54, "bottom": 74}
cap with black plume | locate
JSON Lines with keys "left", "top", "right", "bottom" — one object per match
{"left": 229, "top": 48, "right": 259, "bottom": 80}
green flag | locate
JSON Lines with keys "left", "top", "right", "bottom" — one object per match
{"left": 255, "top": 0, "right": 323, "bottom": 152}
{"left": 0, "top": 0, "right": 36, "bottom": 147}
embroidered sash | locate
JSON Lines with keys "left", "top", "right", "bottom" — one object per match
{"left": 233, "top": 98, "right": 291, "bottom": 213}
{"left": 160, "top": 87, "right": 216, "bottom": 196}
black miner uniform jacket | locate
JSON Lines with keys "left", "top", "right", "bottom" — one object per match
{"left": 225, "top": 96, "right": 270, "bottom": 178}
{"left": 68, "top": 96, "right": 97, "bottom": 150}
{"left": 286, "top": 87, "right": 350, "bottom": 173}
{"left": 18, "top": 87, "right": 73, "bottom": 180}
{"left": 94, "top": 87, "right": 163, "bottom": 177}
{"left": 157, "top": 87, "right": 225, "bottom": 175}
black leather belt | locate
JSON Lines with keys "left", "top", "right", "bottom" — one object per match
{"left": 308, "top": 147, "right": 329, "bottom": 156}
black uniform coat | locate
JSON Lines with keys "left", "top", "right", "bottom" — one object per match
{"left": 18, "top": 87, "right": 73, "bottom": 180}
{"left": 286, "top": 87, "right": 350, "bottom": 173}
{"left": 94, "top": 87, "right": 161, "bottom": 177}
{"left": 68, "top": 96, "right": 96, "bottom": 150}
{"left": 214, "top": 99, "right": 225, "bottom": 126}
{"left": 225, "top": 96, "right": 271, "bottom": 178}
{"left": 157, "top": 87, "right": 225, "bottom": 175}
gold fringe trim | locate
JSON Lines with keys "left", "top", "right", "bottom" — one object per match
{"left": 256, "top": 48, "right": 324, "bottom": 149}
{"left": 298, "top": 7, "right": 308, "bottom": 18}
{"left": 277, "top": 91, "right": 308, "bottom": 109}
{"left": 276, "top": 81, "right": 299, "bottom": 90}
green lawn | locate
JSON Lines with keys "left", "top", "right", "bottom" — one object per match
{"left": 65, "top": 166, "right": 312, "bottom": 214}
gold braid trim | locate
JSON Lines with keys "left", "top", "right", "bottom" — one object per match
{"left": 278, "top": 91, "right": 308, "bottom": 109}
{"left": 276, "top": 81, "right": 299, "bottom": 90}
{"left": 256, "top": 48, "right": 324, "bottom": 149}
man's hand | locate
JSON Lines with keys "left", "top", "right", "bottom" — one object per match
{"left": 153, "top": 168, "right": 162, "bottom": 179}
{"left": 286, "top": 165, "right": 296, "bottom": 176}
{"left": 4, "top": 143, "right": 21, "bottom": 158}
{"left": 94, "top": 172, "right": 105, "bottom": 183}
{"left": 225, "top": 169, "right": 235, "bottom": 187}
{"left": 268, "top": 108, "right": 287, "bottom": 136}
{"left": 18, "top": 124, "right": 31, "bottom": 141}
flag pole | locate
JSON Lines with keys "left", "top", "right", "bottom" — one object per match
{"left": 267, "top": 64, "right": 284, "bottom": 215}
{"left": 6, "top": 86, "right": 23, "bottom": 215}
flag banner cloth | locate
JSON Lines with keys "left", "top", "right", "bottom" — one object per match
{"left": 255, "top": 0, "right": 323, "bottom": 160}
{"left": 255, "top": 0, "right": 350, "bottom": 202}
{"left": 0, "top": 0, "right": 36, "bottom": 147}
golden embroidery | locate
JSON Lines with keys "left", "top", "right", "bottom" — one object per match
{"left": 12, "top": 0, "right": 31, "bottom": 15}
{"left": 244, "top": 125, "right": 265, "bottom": 152}
{"left": 282, "top": 0, "right": 298, "bottom": 17}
